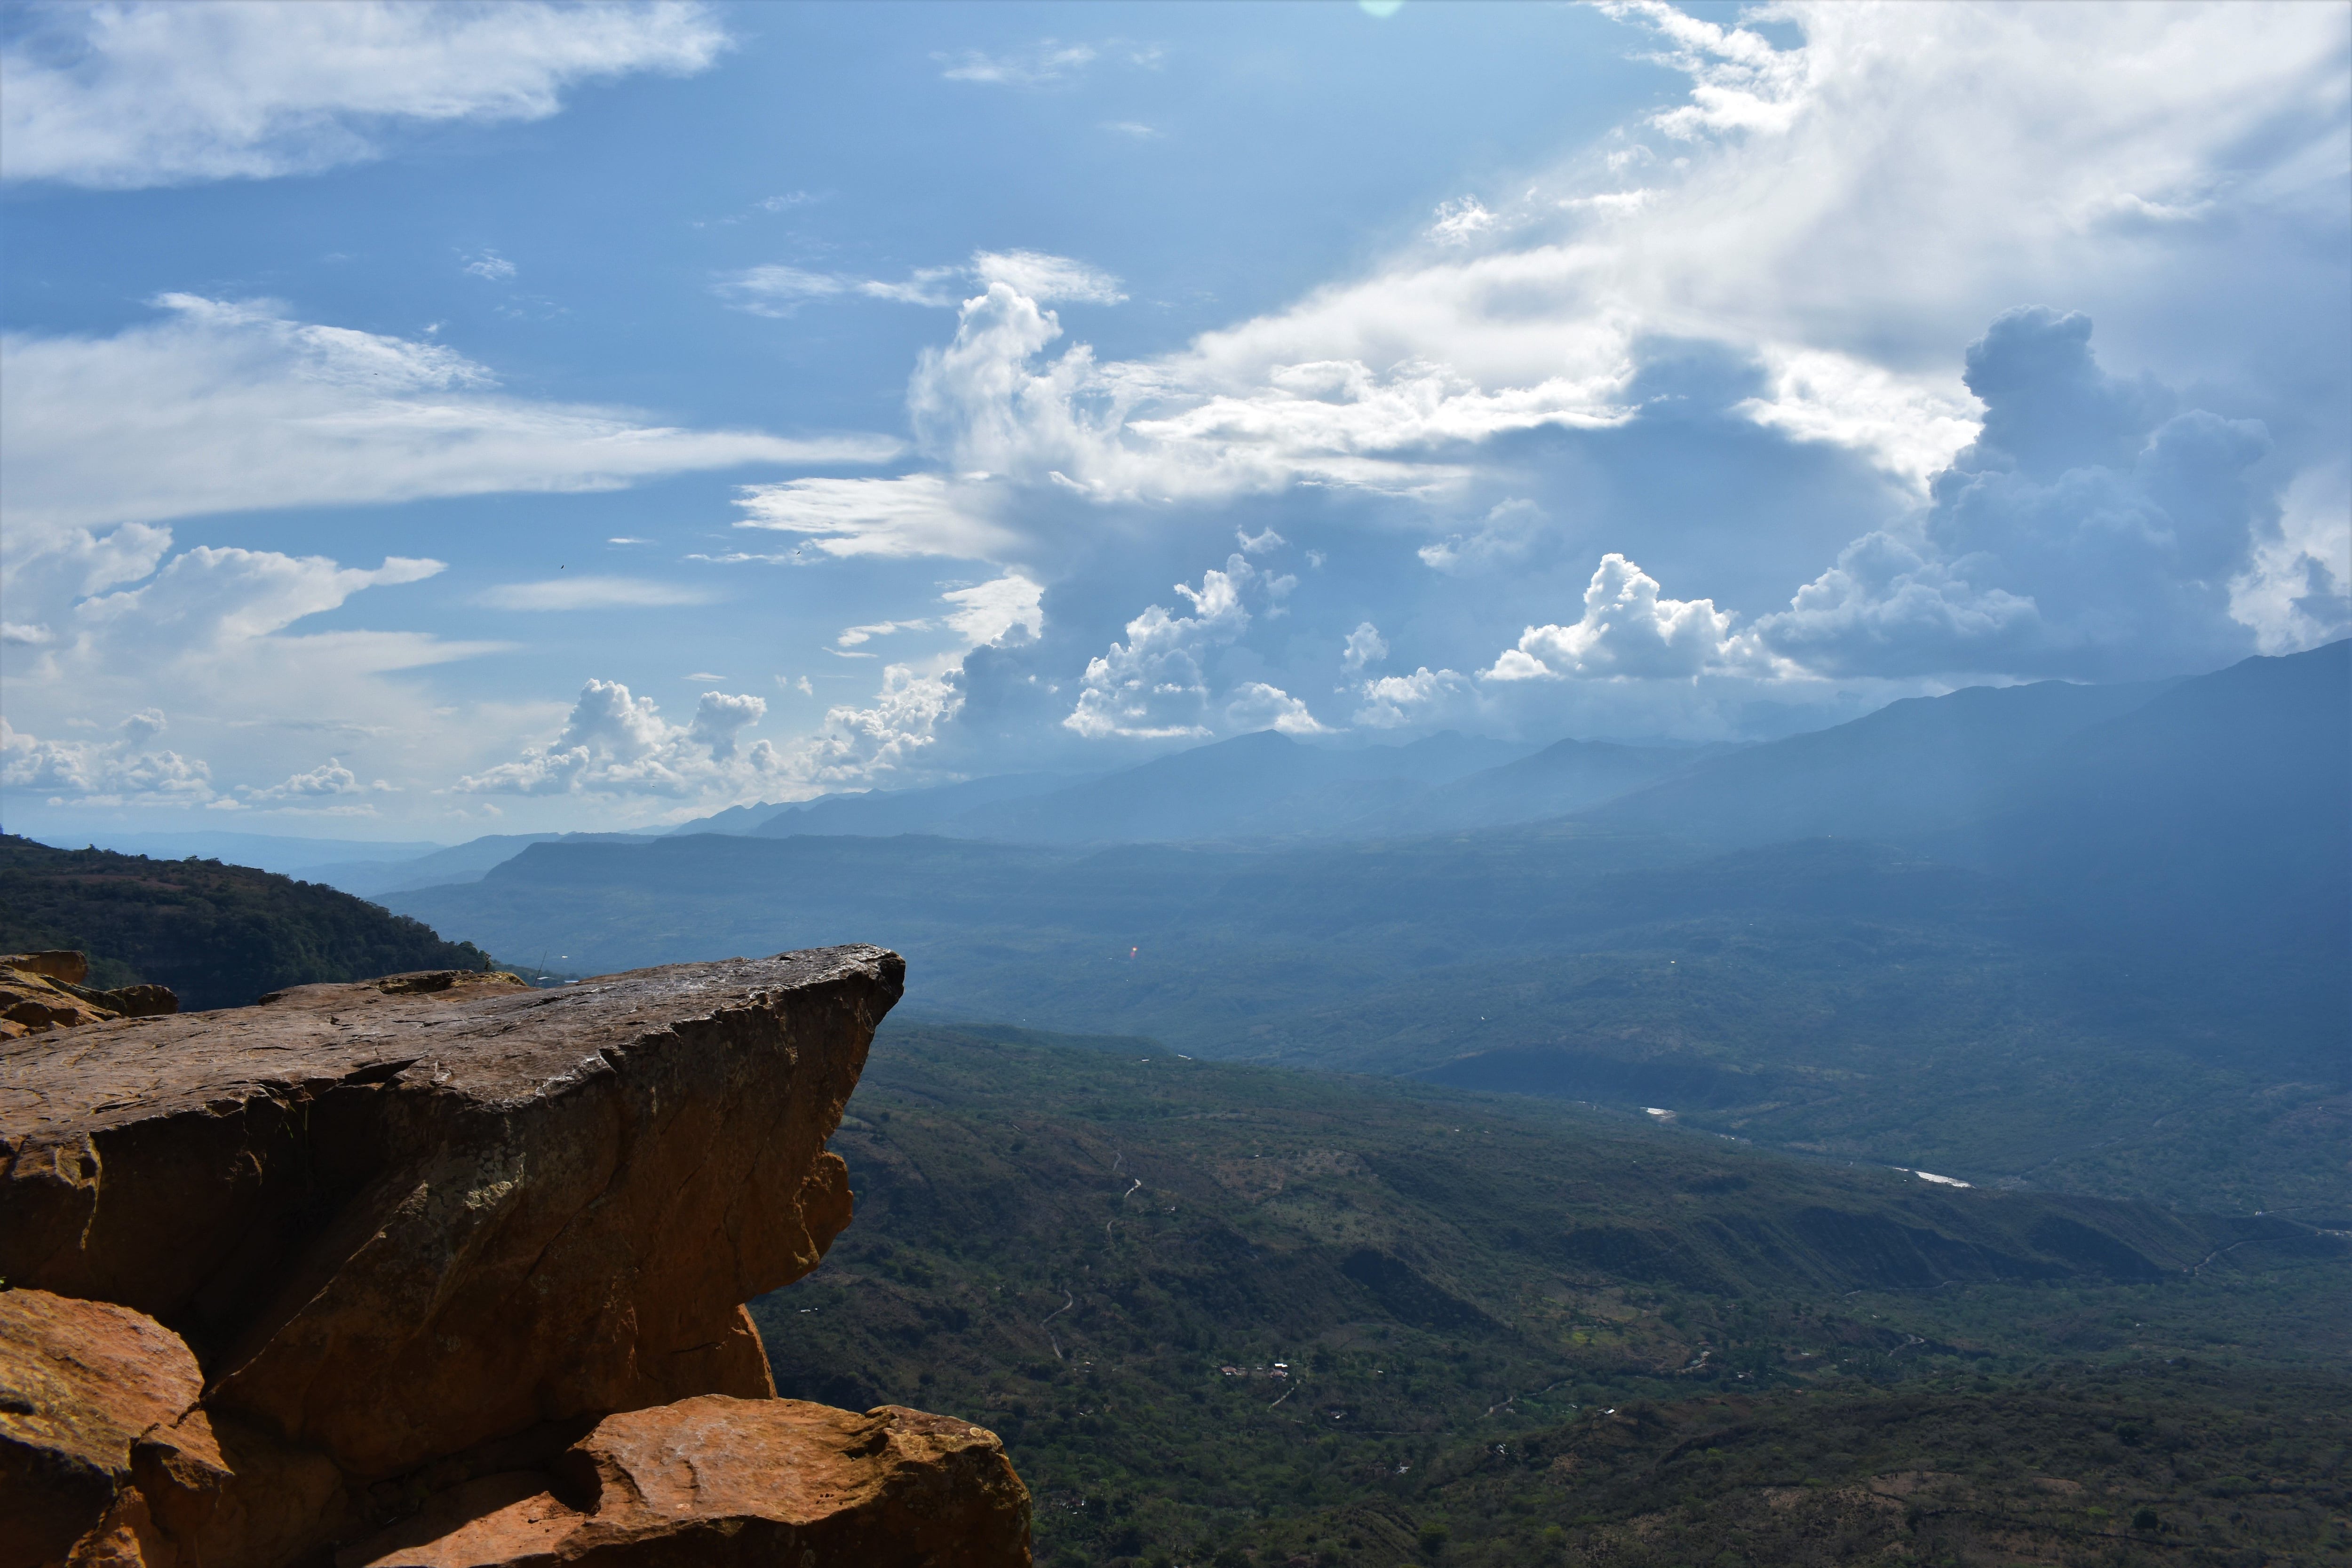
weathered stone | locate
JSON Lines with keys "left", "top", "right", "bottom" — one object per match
{"left": 87, "top": 985, "right": 179, "bottom": 1020}
{"left": 0, "top": 954, "right": 177, "bottom": 1041}
{"left": 338, "top": 1396, "right": 1031, "bottom": 1568}
{"left": 0, "top": 1288, "right": 199, "bottom": 1568}
{"left": 0, "top": 948, "right": 903, "bottom": 1481}
{"left": 5, "top": 950, "right": 89, "bottom": 984}
{"left": 132, "top": 1404, "right": 352, "bottom": 1568}
{"left": 1, "top": 965, "right": 115, "bottom": 1037}
{"left": 61, "top": 1485, "right": 173, "bottom": 1566}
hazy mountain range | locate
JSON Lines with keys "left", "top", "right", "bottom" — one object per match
{"left": 23, "top": 642, "right": 2345, "bottom": 1211}
{"left": 357, "top": 642, "right": 2347, "bottom": 1214}
{"left": 10, "top": 645, "right": 2345, "bottom": 1568}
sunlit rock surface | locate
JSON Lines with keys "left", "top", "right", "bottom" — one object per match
{"left": 0, "top": 947, "right": 1030, "bottom": 1567}
{"left": 339, "top": 1397, "right": 1030, "bottom": 1568}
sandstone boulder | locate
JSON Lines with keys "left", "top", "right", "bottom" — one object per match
{"left": 0, "top": 947, "right": 1034, "bottom": 1568}
{"left": 1, "top": 949, "right": 898, "bottom": 1480}
{"left": 0, "top": 952, "right": 177, "bottom": 1040}
{"left": 338, "top": 1397, "right": 1031, "bottom": 1568}
{"left": 0, "top": 1287, "right": 199, "bottom": 1568}
{"left": 6, "top": 950, "right": 89, "bottom": 983}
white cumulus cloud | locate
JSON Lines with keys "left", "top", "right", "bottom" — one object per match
{"left": 1486, "top": 554, "right": 1748, "bottom": 681}
{"left": 941, "top": 574, "right": 1046, "bottom": 648}
{"left": 1341, "top": 621, "right": 1389, "bottom": 673}
{"left": 1428, "top": 196, "right": 1499, "bottom": 245}
{"left": 3, "top": 541, "right": 499, "bottom": 816}
{"left": 1419, "top": 498, "right": 1549, "bottom": 576}
{"left": 2233, "top": 462, "right": 2352, "bottom": 654}
{"left": 1355, "top": 667, "right": 1476, "bottom": 730}
{"left": 1224, "top": 682, "right": 1327, "bottom": 736}
{"left": 794, "top": 666, "right": 964, "bottom": 786}
{"left": 1065, "top": 557, "right": 1258, "bottom": 740}
{"left": 1753, "top": 307, "right": 2310, "bottom": 679}
{"left": 232, "top": 757, "right": 392, "bottom": 809}
{"left": 897, "top": 0, "right": 2346, "bottom": 539}
{"left": 453, "top": 680, "right": 779, "bottom": 799}
{"left": 1, "top": 709, "right": 213, "bottom": 805}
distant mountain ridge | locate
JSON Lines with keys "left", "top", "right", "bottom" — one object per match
{"left": 1582, "top": 674, "right": 2178, "bottom": 846}
{"left": 1352, "top": 734, "right": 1737, "bottom": 834}
{"left": 667, "top": 724, "right": 1710, "bottom": 848}
{"left": 748, "top": 772, "right": 1088, "bottom": 839}
{"left": 1941, "top": 639, "right": 2351, "bottom": 956}
{"left": 24, "top": 830, "right": 447, "bottom": 876}
{"left": 941, "top": 729, "right": 1540, "bottom": 844}
{"left": 303, "top": 832, "right": 657, "bottom": 899}
{"left": 385, "top": 643, "right": 2350, "bottom": 1212}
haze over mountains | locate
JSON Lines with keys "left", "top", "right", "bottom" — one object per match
{"left": 350, "top": 642, "right": 2350, "bottom": 1215}
{"left": 24, "top": 642, "right": 2346, "bottom": 1213}
{"left": 9, "top": 644, "right": 2346, "bottom": 1568}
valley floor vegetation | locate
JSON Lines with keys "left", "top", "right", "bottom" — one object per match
{"left": 755, "top": 1025, "right": 2351, "bottom": 1568}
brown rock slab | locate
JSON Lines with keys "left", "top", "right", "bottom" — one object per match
{"left": 59, "top": 1486, "right": 173, "bottom": 1567}
{"left": 0, "top": 1287, "right": 199, "bottom": 1568}
{"left": 132, "top": 1404, "right": 351, "bottom": 1568}
{"left": 0, "top": 948, "right": 903, "bottom": 1481}
{"left": 339, "top": 1396, "right": 1031, "bottom": 1568}
{"left": 4, "top": 951, "right": 89, "bottom": 984}
{"left": 0, "top": 953, "right": 177, "bottom": 1040}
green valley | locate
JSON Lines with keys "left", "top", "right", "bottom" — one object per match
{"left": 753, "top": 1023, "right": 2351, "bottom": 1567}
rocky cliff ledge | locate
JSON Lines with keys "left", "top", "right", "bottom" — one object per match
{"left": 2, "top": 950, "right": 177, "bottom": 1037}
{"left": 0, "top": 947, "right": 1030, "bottom": 1567}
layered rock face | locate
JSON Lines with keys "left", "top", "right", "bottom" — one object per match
{"left": 0, "top": 947, "right": 1030, "bottom": 1567}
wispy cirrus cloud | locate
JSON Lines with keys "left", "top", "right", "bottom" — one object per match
{"left": 835, "top": 619, "right": 931, "bottom": 648}
{"left": 729, "top": 474, "right": 1019, "bottom": 563}
{"left": 715, "top": 249, "right": 1123, "bottom": 316}
{"left": 476, "top": 577, "right": 717, "bottom": 612}
{"left": 1, "top": 0, "right": 729, "bottom": 189}
{"left": 0, "top": 291, "right": 889, "bottom": 812}
{"left": 931, "top": 39, "right": 1160, "bottom": 89}
{"left": 1, "top": 294, "right": 899, "bottom": 551}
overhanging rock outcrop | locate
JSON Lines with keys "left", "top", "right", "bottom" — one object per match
{"left": 0, "top": 947, "right": 1032, "bottom": 1567}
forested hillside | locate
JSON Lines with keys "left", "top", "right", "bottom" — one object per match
{"left": 755, "top": 1024, "right": 2351, "bottom": 1566}
{"left": 0, "top": 835, "right": 491, "bottom": 1010}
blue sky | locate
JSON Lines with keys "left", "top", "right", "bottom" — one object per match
{"left": 3, "top": 0, "right": 2346, "bottom": 840}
